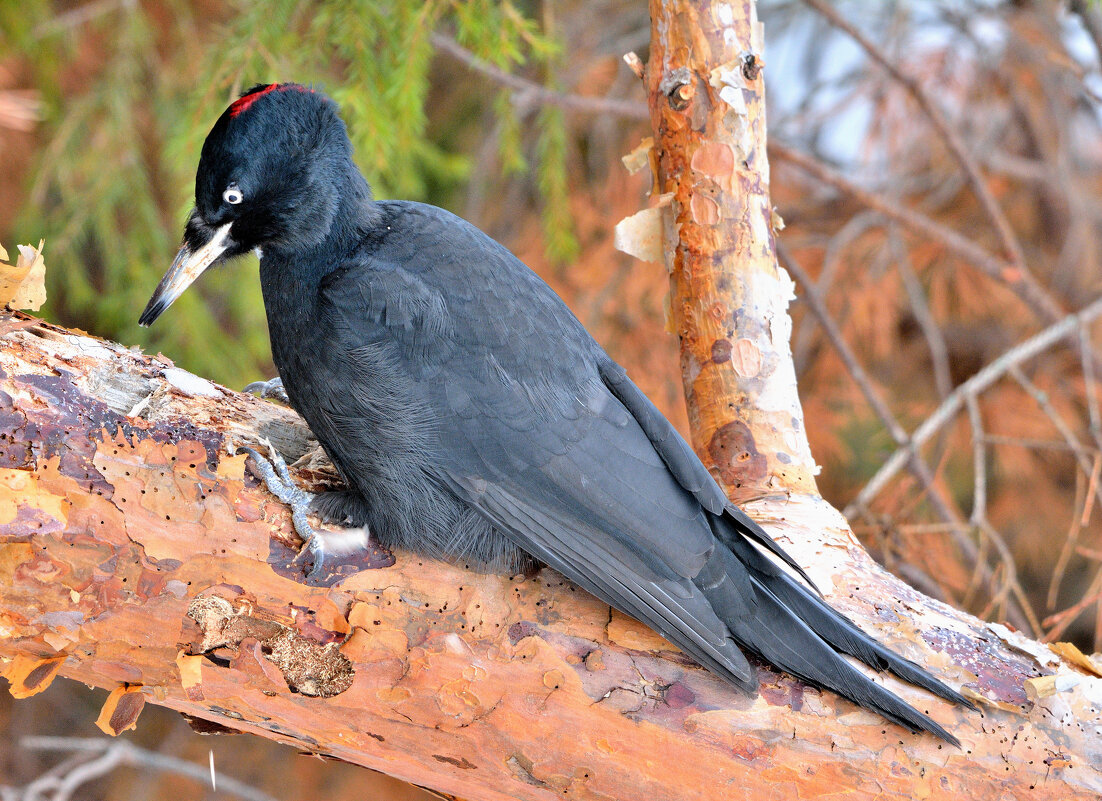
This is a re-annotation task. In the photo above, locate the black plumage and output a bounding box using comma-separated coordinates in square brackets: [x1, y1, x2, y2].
[140, 83, 972, 744]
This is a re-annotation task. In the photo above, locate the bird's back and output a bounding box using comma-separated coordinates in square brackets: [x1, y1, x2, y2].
[141, 83, 971, 745]
[263, 199, 970, 744]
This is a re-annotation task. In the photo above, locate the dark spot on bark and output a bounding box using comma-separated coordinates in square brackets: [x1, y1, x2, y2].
[707, 420, 767, 488]
[181, 714, 240, 734]
[873, 603, 901, 624]
[1, 504, 66, 543]
[130, 568, 162, 598]
[14, 373, 227, 490]
[711, 339, 732, 364]
[507, 753, 546, 786]
[266, 536, 394, 586]
[923, 625, 1042, 705]
[20, 374, 134, 488]
[259, 720, 319, 745]
[789, 681, 804, 711]
[0, 389, 33, 468]
[742, 52, 763, 80]
[507, 620, 541, 645]
[23, 661, 58, 691]
[433, 754, 476, 770]
[109, 690, 146, 732]
[209, 705, 245, 720]
[775, 451, 791, 464]
[759, 674, 804, 712]
[663, 681, 696, 709]
[659, 67, 693, 111]
[97, 553, 119, 574]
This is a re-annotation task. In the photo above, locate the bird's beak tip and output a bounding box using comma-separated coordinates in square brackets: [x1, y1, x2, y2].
[137, 301, 164, 327]
[139, 221, 233, 328]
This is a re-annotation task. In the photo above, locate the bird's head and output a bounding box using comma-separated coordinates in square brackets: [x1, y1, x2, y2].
[139, 83, 354, 326]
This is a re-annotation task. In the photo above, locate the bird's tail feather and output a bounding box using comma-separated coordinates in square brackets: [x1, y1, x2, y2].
[725, 531, 976, 709]
[762, 566, 975, 709]
[701, 521, 966, 745]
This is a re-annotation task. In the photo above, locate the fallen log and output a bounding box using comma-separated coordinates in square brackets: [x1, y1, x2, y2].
[1, 315, 1100, 800]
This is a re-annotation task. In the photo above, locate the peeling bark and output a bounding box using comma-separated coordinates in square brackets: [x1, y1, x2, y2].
[1, 316, 1101, 800]
[647, 0, 818, 502]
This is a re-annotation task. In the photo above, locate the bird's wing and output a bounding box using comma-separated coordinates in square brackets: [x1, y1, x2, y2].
[323, 204, 758, 688]
[321, 202, 967, 741]
[596, 359, 816, 587]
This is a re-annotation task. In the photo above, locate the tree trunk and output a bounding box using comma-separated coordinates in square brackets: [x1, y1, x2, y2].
[1, 316, 1100, 800]
[647, 0, 818, 504]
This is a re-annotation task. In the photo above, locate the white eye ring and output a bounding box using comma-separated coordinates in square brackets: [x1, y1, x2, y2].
[223, 184, 243, 205]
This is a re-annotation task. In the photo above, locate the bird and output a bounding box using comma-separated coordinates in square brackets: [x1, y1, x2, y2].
[139, 82, 972, 744]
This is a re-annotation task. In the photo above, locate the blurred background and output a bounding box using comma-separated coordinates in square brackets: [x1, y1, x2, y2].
[3, 0, 1102, 797]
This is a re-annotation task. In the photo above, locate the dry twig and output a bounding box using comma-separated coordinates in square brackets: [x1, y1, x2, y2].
[849, 295, 1102, 515]
[430, 33, 649, 120]
[801, 0, 1027, 269]
[4, 737, 278, 801]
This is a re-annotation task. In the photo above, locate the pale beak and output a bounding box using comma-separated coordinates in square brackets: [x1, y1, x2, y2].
[139, 221, 233, 327]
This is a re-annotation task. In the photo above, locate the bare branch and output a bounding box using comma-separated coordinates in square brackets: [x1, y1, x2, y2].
[430, 33, 649, 120]
[770, 141, 1067, 325]
[1070, 0, 1102, 67]
[779, 242, 908, 445]
[11, 738, 278, 801]
[781, 243, 1031, 628]
[1081, 323, 1102, 453]
[892, 229, 953, 401]
[848, 295, 1102, 514]
[1009, 366, 1097, 484]
[965, 394, 986, 526]
[801, 0, 1027, 269]
[1042, 571, 1102, 644]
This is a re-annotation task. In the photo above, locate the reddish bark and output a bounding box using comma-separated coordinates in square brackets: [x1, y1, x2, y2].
[1, 317, 1100, 800]
[647, 0, 819, 503]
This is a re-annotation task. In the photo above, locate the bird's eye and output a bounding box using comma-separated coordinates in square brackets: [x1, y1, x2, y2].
[223, 184, 244, 205]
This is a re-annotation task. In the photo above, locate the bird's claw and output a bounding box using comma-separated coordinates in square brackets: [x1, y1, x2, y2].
[240, 439, 376, 582]
[244, 376, 290, 404]
[293, 528, 322, 570]
[240, 440, 323, 573]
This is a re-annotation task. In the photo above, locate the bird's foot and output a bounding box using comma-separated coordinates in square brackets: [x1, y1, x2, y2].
[243, 376, 290, 404]
[240, 439, 320, 561]
[241, 440, 391, 582]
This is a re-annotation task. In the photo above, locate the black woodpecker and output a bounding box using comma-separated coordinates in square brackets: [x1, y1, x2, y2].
[140, 83, 972, 744]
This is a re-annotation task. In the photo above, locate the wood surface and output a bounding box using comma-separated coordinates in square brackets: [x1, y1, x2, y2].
[648, 0, 819, 503]
[1, 317, 1100, 800]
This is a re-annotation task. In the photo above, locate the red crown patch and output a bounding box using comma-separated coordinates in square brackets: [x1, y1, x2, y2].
[228, 83, 314, 118]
